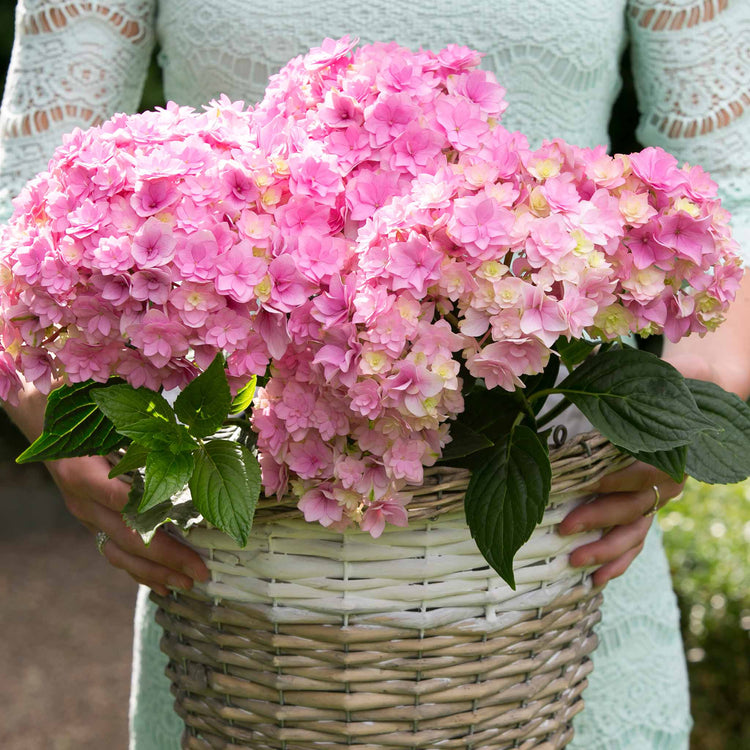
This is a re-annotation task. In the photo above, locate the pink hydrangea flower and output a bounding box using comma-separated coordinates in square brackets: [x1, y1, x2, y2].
[0, 37, 740, 541]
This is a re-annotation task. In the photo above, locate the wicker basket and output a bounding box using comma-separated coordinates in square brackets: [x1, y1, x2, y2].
[151, 431, 630, 749]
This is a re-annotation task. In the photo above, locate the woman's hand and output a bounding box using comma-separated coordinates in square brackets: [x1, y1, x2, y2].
[46, 454, 209, 596]
[558, 461, 684, 587]
[4, 380, 209, 596]
[557, 273, 750, 588]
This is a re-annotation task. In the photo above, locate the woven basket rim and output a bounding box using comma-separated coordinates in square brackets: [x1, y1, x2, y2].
[253, 430, 627, 525]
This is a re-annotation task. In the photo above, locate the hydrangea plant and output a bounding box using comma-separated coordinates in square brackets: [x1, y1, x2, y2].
[2, 39, 749, 586]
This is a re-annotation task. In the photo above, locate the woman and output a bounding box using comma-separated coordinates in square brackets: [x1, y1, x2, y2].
[1, 1, 748, 748]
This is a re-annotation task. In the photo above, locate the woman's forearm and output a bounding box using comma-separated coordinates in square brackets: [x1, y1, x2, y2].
[2, 378, 47, 442]
[662, 271, 750, 400]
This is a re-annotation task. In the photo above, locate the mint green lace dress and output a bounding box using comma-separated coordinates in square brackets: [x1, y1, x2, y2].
[2, 1, 749, 748]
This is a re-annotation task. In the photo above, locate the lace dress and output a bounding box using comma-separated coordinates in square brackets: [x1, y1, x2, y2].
[1, 1, 748, 748]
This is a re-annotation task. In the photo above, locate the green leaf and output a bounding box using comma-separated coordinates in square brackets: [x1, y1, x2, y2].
[122, 482, 201, 544]
[623, 444, 687, 484]
[174, 354, 232, 437]
[556, 348, 716, 453]
[459, 386, 523, 442]
[108, 443, 150, 478]
[17, 380, 125, 464]
[230, 375, 258, 415]
[91, 385, 196, 451]
[439, 421, 494, 463]
[464, 425, 551, 589]
[684, 379, 750, 484]
[553, 337, 599, 370]
[189, 439, 261, 546]
[140, 449, 195, 512]
[124, 470, 145, 518]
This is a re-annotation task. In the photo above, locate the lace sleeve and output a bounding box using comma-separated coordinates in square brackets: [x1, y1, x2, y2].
[0, 0, 157, 221]
[627, 0, 750, 262]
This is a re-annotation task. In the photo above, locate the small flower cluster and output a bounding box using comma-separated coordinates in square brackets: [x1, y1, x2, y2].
[0, 98, 280, 402]
[0, 38, 742, 537]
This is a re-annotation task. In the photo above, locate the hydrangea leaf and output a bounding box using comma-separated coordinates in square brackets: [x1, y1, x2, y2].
[189, 439, 261, 547]
[229, 375, 258, 415]
[620, 444, 687, 484]
[140, 449, 195, 512]
[108, 443, 150, 478]
[122, 480, 202, 545]
[464, 425, 551, 589]
[684, 379, 750, 484]
[556, 348, 715, 453]
[439, 421, 494, 463]
[16, 380, 126, 464]
[553, 337, 600, 370]
[91, 384, 197, 451]
[174, 354, 232, 438]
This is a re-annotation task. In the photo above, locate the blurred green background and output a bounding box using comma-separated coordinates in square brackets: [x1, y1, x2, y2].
[0, 3, 747, 747]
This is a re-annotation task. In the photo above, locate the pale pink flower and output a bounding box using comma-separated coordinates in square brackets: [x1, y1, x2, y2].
[349, 379, 383, 419]
[467, 339, 549, 391]
[92, 235, 133, 274]
[128, 309, 190, 369]
[434, 96, 488, 150]
[519, 285, 569, 346]
[447, 69, 506, 116]
[383, 437, 427, 483]
[174, 229, 221, 282]
[386, 233, 443, 296]
[326, 124, 373, 171]
[360, 495, 409, 538]
[169, 282, 226, 328]
[287, 435, 333, 478]
[448, 195, 514, 257]
[628, 147, 685, 193]
[267, 255, 312, 313]
[215, 242, 268, 303]
[0, 351, 22, 404]
[364, 93, 417, 147]
[218, 162, 259, 211]
[305, 35, 359, 71]
[655, 212, 716, 264]
[346, 168, 404, 221]
[289, 153, 343, 206]
[130, 268, 172, 305]
[203, 308, 252, 351]
[276, 197, 332, 240]
[387, 121, 444, 176]
[131, 177, 179, 217]
[298, 486, 344, 527]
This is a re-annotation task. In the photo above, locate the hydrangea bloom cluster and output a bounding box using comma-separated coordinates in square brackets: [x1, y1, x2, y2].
[0, 38, 742, 537]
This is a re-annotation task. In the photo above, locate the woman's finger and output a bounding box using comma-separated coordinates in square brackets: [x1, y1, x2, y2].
[91, 504, 209, 582]
[101, 539, 193, 593]
[569, 515, 653, 569]
[558, 484, 663, 535]
[130, 573, 170, 598]
[591, 460, 682, 497]
[49, 455, 131, 514]
[590, 543, 645, 587]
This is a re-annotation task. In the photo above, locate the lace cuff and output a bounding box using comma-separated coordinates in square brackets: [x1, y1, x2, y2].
[0, 0, 157, 222]
[627, 0, 750, 262]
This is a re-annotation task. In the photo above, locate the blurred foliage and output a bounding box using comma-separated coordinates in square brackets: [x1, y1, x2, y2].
[660, 480, 750, 749]
[0, 8, 748, 748]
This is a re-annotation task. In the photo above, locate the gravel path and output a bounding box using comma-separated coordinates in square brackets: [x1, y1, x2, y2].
[0, 460, 137, 750]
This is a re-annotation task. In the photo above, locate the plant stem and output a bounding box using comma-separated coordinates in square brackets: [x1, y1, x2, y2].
[443, 312, 460, 328]
[536, 396, 573, 428]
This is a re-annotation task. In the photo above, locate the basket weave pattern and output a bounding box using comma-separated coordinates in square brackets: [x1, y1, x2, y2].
[151, 432, 629, 749]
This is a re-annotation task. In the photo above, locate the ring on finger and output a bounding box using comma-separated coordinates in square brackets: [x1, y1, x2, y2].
[95, 530, 111, 555]
[643, 485, 661, 517]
